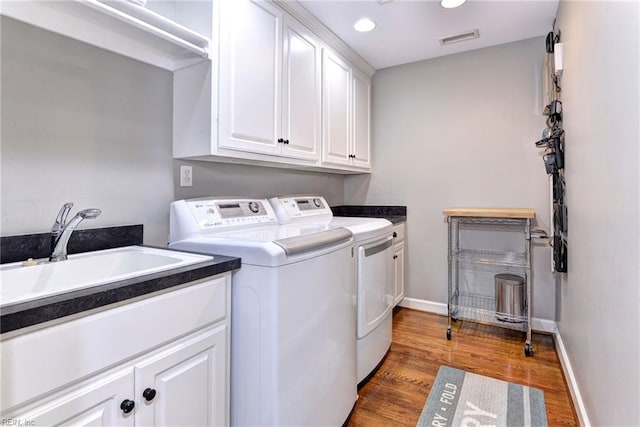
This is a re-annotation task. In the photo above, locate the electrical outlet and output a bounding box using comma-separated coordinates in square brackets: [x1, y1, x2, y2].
[180, 165, 193, 187]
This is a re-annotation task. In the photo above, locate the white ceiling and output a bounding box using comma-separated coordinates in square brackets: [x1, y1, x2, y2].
[297, 0, 559, 70]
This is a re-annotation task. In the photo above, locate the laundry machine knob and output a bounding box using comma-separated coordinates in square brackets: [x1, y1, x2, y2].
[313, 198, 322, 207]
[248, 202, 260, 213]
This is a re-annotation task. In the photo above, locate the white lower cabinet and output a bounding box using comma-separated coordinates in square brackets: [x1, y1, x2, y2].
[135, 325, 227, 426]
[1, 274, 231, 427]
[392, 223, 406, 306]
[12, 368, 135, 426]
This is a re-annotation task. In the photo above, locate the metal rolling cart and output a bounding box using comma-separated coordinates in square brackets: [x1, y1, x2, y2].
[443, 208, 536, 356]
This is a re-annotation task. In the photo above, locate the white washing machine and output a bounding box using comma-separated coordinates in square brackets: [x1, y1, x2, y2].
[168, 198, 357, 426]
[269, 196, 394, 384]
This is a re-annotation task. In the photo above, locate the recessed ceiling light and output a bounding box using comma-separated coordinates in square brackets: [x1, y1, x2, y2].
[354, 18, 376, 32]
[441, 0, 467, 8]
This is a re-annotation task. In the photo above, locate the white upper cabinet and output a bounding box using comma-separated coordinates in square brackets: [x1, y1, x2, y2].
[0, 0, 212, 71]
[322, 49, 352, 167]
[322, 50, 372, 170]
[171, 0, 373, 173]
[281, 15, 322, 161]
[218, 0, 283, 156]
[351, 67, 372, 169]
[218, 1, 320, 162]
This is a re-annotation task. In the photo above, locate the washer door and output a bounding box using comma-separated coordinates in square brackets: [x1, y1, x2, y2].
[357, 236, 394, 339]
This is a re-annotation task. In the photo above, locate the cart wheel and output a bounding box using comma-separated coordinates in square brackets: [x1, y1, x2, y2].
[524, 343, 533, 357]
[446, 327, 451, 340]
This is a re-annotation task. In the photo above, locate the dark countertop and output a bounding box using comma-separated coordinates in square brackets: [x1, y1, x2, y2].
[335, 214, 406, 225]
[331, 205, 407, 224]
[1, 225, 240, 334]
[1, 249, 240, 334]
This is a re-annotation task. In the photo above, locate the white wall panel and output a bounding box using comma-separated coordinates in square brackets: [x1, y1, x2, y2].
[554, 2, 639, 425]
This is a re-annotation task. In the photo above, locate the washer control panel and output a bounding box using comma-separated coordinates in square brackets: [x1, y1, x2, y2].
[269, 196, 333, 223]
[186, 198, 278, 230]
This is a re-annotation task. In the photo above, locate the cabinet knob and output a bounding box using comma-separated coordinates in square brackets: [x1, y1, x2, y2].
[143, 388, 157, 402]
[277, 138, 284, 143]
[393, 232, 398, 238]
[284, 139, 290, 144]
[120, 399, 135, 414]
[393, 255, 397, 259]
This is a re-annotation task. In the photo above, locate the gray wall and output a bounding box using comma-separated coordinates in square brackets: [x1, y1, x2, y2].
[345, 37, 555, 320]
[555, 1, 639, 425]
[173, 160, 345, 207]
[1, 17, 346, 248]
[1, 17, 174, 246]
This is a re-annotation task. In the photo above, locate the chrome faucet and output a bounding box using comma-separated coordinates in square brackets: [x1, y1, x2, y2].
[49, 202, 102, 262]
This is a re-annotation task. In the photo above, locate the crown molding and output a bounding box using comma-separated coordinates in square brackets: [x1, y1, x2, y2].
[274, 0, 376, 77]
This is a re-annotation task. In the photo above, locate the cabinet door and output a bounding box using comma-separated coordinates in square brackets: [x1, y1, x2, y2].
[281, 16, 321, 162]
[219, 0, 283, 155]
[10, 368, 134, 427]
[393, 241, 405, 306]
[322, 49, 351, 166]
[135, 325, 228, 427]
[351, 67, 371, 169]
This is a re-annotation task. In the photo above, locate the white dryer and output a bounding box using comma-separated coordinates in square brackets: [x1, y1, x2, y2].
[269, 196, 394, 384]
[168, 198, 357, 426]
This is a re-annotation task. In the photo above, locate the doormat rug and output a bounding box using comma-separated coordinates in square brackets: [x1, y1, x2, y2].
[417, 366, 547, 427]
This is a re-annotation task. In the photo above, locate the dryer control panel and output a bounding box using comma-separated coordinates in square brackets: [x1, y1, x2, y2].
[186, 199, 278, 230]
[170, 199, 279, 243]
[269, 196, 333, 224]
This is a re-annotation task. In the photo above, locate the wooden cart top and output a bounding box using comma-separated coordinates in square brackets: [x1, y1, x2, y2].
[442, 207, 535, 219]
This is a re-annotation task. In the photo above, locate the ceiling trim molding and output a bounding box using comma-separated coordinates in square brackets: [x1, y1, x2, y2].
[274, 0, 376, 76]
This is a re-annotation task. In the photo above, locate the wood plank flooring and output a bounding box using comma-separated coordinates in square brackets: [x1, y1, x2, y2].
[347, 308, 578, 426]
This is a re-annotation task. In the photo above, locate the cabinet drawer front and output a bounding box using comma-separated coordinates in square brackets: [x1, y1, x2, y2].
[393, 223, 405, 242]
[1, 274, 230, 412]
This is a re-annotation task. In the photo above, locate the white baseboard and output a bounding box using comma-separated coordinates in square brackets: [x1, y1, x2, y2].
[531, 317, 556, 334]
[398, 297, 555, 333]
[397, 297, 590, 426]
[553, 326, 591, 427]
[398, 297, 447, 315]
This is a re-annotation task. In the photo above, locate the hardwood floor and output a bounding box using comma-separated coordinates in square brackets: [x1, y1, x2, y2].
[347, 308, 578, 426]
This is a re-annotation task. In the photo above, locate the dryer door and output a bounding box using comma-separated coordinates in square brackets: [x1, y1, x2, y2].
[357, 236, 394, 339]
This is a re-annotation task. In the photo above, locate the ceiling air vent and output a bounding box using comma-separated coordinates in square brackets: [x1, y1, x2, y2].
[439, 29, 479, 45]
